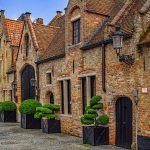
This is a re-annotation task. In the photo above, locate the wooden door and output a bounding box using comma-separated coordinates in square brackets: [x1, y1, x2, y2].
[116, 97, 132, 149]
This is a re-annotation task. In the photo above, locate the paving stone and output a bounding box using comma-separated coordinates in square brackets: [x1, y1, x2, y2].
[0, 123, 125, 150]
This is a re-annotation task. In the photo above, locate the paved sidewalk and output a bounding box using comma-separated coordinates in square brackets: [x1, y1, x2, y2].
[0, 123, 126, 150]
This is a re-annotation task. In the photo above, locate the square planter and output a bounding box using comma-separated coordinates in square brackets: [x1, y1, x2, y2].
[83, 126, 109, 146]
[21, 113, 41, 129]
[138, 135, 150, 150]
[41, 118, 61, 133]
[0, 110, 16, 122]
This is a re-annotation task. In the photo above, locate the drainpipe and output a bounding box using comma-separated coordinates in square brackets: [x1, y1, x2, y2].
[36, 63, 40, 101]
[102, 42, 106, 93]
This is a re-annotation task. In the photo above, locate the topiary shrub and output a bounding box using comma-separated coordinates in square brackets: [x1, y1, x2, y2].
[19, 99, 42, 114]
[34, 103, 60, 120]
[81, 95, 109, 126]
[0, 101, 16, 111]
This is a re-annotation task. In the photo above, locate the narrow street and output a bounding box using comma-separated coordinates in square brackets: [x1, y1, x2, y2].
[0, 123, 125, 150]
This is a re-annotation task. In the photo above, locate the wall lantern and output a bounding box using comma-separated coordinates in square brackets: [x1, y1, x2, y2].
[112, 26, 135, 65]
[11, 81, 17, 90]
[30, 78, 37, 87]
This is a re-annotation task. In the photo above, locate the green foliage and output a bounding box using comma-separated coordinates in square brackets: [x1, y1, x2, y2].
[81, 95, 109, 126]
[34, 103, 59, 120]
[90, 95, 102, 107]
[86, 109, 97, 114]
[96, 115, 109, 125]
[0, 101, 16, 111]
[81, 116, 94, 125]
[19, 99, 42, 114]
[36, 107, 52, 114]
[43, 104, 60, 111]
[92, 103, 103, 110]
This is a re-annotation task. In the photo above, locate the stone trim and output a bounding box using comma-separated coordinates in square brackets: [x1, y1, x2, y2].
[78, 72, 96, 78]
[57, 77, 71, 81]
[71, 15, 80, 22]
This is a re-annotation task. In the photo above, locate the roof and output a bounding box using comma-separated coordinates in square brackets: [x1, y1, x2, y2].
[37, 15, 65, 62]
[33, 24, 59, 55]
[82, 0, 147, 49]
[4, 19, 24, 46]
[85, 0, 127, 18]
[138, 26, 150, 46]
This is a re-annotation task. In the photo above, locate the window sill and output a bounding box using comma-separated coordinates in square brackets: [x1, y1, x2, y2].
[46, 84, 52, 87]
[60, 114, 72, 118]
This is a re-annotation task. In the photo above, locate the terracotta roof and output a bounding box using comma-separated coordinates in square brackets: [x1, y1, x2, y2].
[4, 19, 24, 46]
[85, 0, 127, 18]
[82, 0, 147, 49]
[38, 16, 65, 62]
[33, 24, 59, 54]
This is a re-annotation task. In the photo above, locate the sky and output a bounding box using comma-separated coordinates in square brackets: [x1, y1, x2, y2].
[0, 0, 68, 24]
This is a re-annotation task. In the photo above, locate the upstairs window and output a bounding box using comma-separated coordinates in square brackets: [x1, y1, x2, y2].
[24, 34, 29, 57]
[72, 19, 80, 45]
[46, 72, 52, 85]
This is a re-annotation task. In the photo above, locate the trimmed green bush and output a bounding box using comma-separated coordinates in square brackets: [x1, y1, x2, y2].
[81, 95, 109, 126]
[34, 103, 60, 120]
[96, 115, 109, 125]
[0, 101, 16, 111]
[19, 99, 42, 114]
[43, 104, 60, 111]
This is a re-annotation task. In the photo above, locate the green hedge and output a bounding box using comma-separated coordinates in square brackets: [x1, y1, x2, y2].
[34, 103, 60, 120]
[19, 99, 42, 114]
[0, 101, 16, 111]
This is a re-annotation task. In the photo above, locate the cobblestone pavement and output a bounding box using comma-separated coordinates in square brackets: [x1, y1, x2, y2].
[0, 123, 126, 150]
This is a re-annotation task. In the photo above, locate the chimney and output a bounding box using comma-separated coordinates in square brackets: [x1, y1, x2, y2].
[25, 12, 31, 16]
[0, 10, 5, 19]
[0, 10, 5, 15]
[56, 11, 62, 17]
[36, 18, 43, 25]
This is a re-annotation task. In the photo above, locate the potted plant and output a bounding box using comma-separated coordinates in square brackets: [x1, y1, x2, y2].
[19, 99, 42, 129]
[81, 96, 109, 146]
[0, 101, 16, 122]
[34, 103, 61, 133]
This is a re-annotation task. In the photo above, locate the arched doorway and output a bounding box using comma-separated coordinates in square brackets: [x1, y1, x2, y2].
[21, 65, 35, 101]
[116, 97, 132, 149]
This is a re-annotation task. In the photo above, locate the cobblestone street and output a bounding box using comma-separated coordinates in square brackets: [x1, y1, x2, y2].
[0, 123, 126, 150]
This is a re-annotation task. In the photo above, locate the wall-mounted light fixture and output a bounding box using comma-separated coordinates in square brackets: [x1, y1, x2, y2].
[112, 26, 135, 65]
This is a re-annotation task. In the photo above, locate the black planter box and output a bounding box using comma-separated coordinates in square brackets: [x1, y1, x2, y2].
[21, 113, 41, 129]
[83, 126, 109, 146]
[41, 119, 61, 134]
[138, 135, 150, 150]
[0, 110, 16, 122]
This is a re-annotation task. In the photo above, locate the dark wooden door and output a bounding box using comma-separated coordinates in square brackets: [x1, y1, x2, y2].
[21, 65, 35, 101]
[116, 97, 132, 149]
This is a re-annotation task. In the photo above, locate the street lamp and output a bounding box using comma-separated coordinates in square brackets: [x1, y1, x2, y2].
[11, 81, 17, 103]
[112, 26, 135, 65]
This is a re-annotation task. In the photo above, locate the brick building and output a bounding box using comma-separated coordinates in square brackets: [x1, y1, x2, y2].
[0, 0, 150, 149]
[0, 10, 23, 102]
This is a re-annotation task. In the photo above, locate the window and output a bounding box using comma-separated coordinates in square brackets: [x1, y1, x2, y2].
[60, 81, 64, 114]
[46, 73, 52, 84]
[72, 19, 80, 45]
[60, 80, 72, 115]
[90, 76, 96, 98]
[81, 77, 87, 114]
[25, 34, 29, 56]
[81, 76, 96, 114]
[67, 80, 71, 114]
